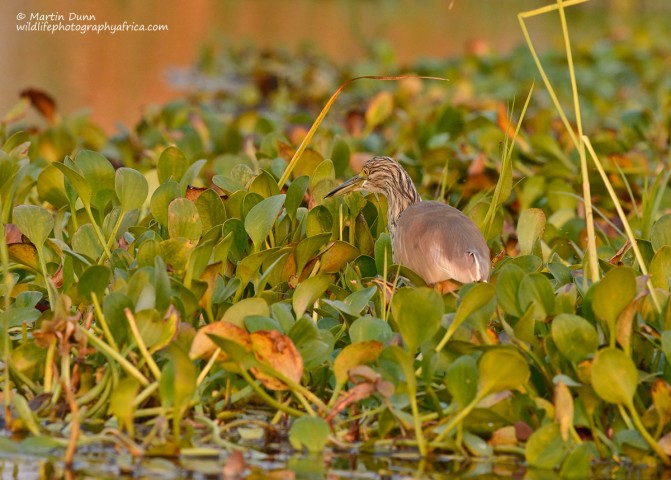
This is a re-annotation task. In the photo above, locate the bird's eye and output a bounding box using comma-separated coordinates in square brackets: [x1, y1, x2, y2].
[362, 168, 369, 176]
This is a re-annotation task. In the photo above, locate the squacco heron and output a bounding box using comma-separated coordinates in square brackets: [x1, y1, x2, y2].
[325, 156, 490, 286]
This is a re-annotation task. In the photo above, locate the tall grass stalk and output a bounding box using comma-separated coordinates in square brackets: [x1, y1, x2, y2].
[583, 137, 661, 312]
[519, 0, 599, 284]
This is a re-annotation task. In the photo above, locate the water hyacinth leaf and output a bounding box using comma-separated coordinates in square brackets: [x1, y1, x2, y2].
[391, 287, 443, 353]
[189, 321, 251, 361]
[36, 164, 69, 208]
[168, 198, 203, 241]
[53, 161, 92, 205]
[306, 205, 332, 237]
[158, 146, 189, 184]
[179, 159, 207, 192]
[333, 340, 383, 390]
[365, 91, 394, 132]
[555, 380, 574, 441]
[245, 315, 282, 333]
[374, 233, 393, 276]
[250, 330, 304, 391]
[451, 283, 496, 335]
[525, 423, 570, 470]
[445, 355, 478, 408]
[150, 181, 182, 228]
[244, 194, 285, 250]
[330, 135, 350, 177]
[591, 267, 636, 329]
[517, 208, 546, 255]
[559, 443, 596, 479]
[116, 167, 148, 212]
[212, 174, 244, 195]
[349, 316, 393, 343]
[591, 347, 637, 406]
[495, 263, 525, 317]
[78, 264, 111, 301]
[325, 286, 377, 317]
[159, 344, 197, 420]
[195, 189, 227, 231]
[223, 297, 270, 328]
[286, 175, 309, 221]
[135, 309, 177, 352]
[248, 170, 281, 198]
[74, 150, 115, 209]
[649, 246, 671, 290]
[651, 214, 671, 251]
[319, 241, 359, 273]
[13, 205, 53, 247]
[518, 273, 555, 319]
[293, 274, 331, 319]
[289, 416, 330, 453]
[109, 377, 140, 435]
[295, 233, 331, 276]
[309, 159, 335, 203]
[551, 314, 598, 363]
[478, 348, 530, 396]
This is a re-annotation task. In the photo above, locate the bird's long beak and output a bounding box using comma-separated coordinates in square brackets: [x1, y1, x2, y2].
[324, 174, 366, 199]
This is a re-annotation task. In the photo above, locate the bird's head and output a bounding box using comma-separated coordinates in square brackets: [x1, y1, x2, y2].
[324, 156, 408, 198]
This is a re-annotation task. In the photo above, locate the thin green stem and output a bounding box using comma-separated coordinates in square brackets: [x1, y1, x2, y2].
[78, 326, 149, 386]
[44, 337, 57, 393]
[628, 401, 671, 465]
[583, 137, 661, 312]
[1, 221, 13, 428]
[83, 204, 113, 261]
[91, 292, 118, 352]
[432, 393, 483, 444]
[124, 308, 162, 381]
[101, 208, 127, 264]
[239, 368, 304, 417]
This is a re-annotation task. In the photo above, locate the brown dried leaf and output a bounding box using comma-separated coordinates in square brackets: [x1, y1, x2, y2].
[250, 330, 304, 391]
[489, 426, 518, 447]
[21, 88, 57, 123]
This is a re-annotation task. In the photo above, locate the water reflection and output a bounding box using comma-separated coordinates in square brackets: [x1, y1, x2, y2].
[2, 0, 661, 132]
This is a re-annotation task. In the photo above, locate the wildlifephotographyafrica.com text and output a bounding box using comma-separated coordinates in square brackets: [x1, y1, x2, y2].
[15, 11, 168, 34]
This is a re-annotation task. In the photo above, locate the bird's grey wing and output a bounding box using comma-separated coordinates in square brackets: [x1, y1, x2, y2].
[393, 202, 490, 284]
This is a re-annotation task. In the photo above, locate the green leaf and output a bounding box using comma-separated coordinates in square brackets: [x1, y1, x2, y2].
[223, 297, 270, 328]
[451, 283, 496, 336]
[349, 316, 393, 343]
[109, 377, 140, 435]
[158, 146, 189, 184]
[518, 273, 555, 319]
[194, 189, 227, 231]
[525, 423, 570, 469]
[651, 214, 671, 251]
[74, 150, 115, 212]
[295, 233, 331, 276]
[374, 233, 393, 276]
[445, 355, 478, 408]
[591, 267, 636, 331]
[330, 135, 350, 177]
[244, 194, 285, 250]
[293, 274, 331, 319]
[168, 198, 203, 241]
[53, 161, 92, 206]
[477, 347, 530, 396]
[495, 263, 525, 317]
[13, 205, 53, 246]
[36, 164, 69, 208]
[365, 91, 394, 131]
[319, 241, 359, 273]
[286, 176, 309, 222]
[517, 208, 546, 255]
[78, 265, 112, 301]
[115, 167, 148, 212]
[289, 416, 330, 453]
[551, 314, 598, 363]
[650, 246, 671, 291]
[391, 287, 443, 353]
[591, 347, 638, 406]
[150, 181, 182, 228]
[248, 170, 281, 198]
